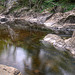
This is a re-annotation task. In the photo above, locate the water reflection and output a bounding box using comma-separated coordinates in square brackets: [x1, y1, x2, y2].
[0, 30, 75, 75]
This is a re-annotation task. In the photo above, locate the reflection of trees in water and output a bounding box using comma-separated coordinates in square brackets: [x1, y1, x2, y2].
[24, 42, 75, 75]
[0, 40, 8, 55]
[23, 38, 44, 75]
[39, 49, 75, 75]
[6, 44, 17, 62]
[0, 40, 19, 69]
[0, 29, 47, 75]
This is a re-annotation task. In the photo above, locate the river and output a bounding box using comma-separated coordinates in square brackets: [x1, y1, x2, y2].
[0, 29, 75, 75]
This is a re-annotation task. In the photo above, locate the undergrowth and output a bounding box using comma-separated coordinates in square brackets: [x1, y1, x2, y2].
[0, 0, 75, 13]
[40, 0, 75, 13]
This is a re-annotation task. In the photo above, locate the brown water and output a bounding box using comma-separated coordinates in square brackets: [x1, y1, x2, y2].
[0, 30, 75, 75]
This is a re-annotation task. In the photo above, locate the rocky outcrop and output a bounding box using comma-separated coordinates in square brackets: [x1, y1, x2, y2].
[42, 34, 66, 51]
[0, 65, 22, 75]
[44, 10, 75, 34]
[0, 11, 53, 32]
[42, 33, 75, 56]
[0, 7, 75, 35]
[65, 36, 75, 55]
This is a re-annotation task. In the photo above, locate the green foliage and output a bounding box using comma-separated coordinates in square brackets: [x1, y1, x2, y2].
[0, 0, 75, 12]
[0, 0, 5, 2]
[40, 0, 75, 12]
[53, 0, 75, 2]
[61, 3, 75, 12]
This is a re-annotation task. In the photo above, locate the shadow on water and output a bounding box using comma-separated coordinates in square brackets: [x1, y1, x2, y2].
[0, 29, 75, 75]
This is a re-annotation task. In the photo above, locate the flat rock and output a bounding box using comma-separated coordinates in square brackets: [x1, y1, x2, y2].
[0, 65, 22, 75]
[42, 34, 66, 51]
[42, 33, 75, 56]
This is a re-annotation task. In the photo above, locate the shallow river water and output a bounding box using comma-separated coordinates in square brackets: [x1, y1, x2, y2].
[0, 30, 75, 75]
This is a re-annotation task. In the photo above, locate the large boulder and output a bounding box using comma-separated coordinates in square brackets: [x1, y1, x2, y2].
[65, 36, 75, 55]
[44, 10, 75, 34]
[42, 33, 75, 56]
[0, 65, 22, 75]
[42, 34, 66, 51]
